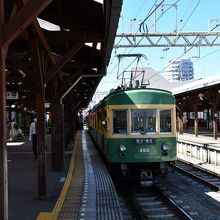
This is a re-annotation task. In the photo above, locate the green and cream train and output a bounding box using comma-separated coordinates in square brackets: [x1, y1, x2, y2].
[88, 87, 176, 179]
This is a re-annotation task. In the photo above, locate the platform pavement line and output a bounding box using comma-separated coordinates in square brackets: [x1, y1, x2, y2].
[37, 132, 80, 220]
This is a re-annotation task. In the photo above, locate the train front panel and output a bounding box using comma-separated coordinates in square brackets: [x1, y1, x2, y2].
[105, 136, 176, 163]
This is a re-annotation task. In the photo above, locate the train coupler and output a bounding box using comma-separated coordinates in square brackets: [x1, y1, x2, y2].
[140, 169, 153, 187]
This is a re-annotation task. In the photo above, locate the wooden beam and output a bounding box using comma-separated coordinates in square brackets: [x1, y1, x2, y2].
[7, 53, 32, 76]
[57, 71, 81, 97]
[15, 0, 56, 65]
[44, 30, 104, 43]
[2, 0, 53, 47]
[30, 19, 56, 65]
[45, 43, 83, 84]
[64, 61, 98, 71]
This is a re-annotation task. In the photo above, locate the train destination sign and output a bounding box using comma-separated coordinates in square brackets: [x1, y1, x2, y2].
[135, 138, 155, 144]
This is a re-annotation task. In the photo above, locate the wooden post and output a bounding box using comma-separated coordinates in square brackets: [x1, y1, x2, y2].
[0, 1, 8, 218]
[194, 96, 199, 137]
[213, 106, 218, 140]
[0, 44, 8, 220]
[178, 109, 183, 135]
[64, 102, 75, 149]
[51, 103, 64, 171]
[207, 90, 220, 139]
[31, 39, 47, 196]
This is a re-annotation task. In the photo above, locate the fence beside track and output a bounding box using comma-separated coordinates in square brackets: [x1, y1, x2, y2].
[177, 139, 220, 167]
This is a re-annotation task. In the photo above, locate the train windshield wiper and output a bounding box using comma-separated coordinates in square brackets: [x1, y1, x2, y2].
[136, 127, 145, 135]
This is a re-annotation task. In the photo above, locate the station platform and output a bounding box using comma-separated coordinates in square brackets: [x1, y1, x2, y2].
[53, 131, 123, 220]
[8, 130, 220, 220]
[177, 131, 220, 177]
[8, 131, 122, 220]
[177, 130, 220, 147]
[8, 134, 72, 220]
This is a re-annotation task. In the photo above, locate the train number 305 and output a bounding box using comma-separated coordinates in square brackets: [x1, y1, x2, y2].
[139, 148, 150, 153]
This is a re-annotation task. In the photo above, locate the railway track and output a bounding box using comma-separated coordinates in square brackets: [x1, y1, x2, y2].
[113, 159, 220, 219]
[153, 160, 220, 219]
[116, 179, 193, 220]
[175, 160, 220, 192]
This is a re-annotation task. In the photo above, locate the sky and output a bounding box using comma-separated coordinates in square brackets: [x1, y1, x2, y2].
[90, 0, 220, 106]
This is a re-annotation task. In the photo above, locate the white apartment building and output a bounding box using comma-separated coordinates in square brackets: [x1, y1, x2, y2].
[164, 58, 194, 82]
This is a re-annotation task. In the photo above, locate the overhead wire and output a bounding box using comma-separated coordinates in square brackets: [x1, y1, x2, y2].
[93, 1, 163, 104]
[97, 0, 205, 97]
[135, 0, 148, 21]
[116, 0, 160, 58]
[147, 0, 181, 32]
[161, 0, 202, 58]
[148, 0, 204, 84]
[147, 45, 195, 83]
[126, 0, 181, 56]
[115, 0, 152, 56]
[193, 48, 220, 63]
[102, 0, 151, 92]
[150, 45, 220, 85]
[139, 0, 159, 32]
[114, 0, 182, 86]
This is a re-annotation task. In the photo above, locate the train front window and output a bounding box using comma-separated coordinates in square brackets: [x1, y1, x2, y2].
[160, 109, 172, 133]
[112, 110, 127, 134]
[131, 109, 156, 134]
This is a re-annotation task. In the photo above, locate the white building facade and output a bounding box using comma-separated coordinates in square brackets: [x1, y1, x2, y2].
[164, 58, 194, 82]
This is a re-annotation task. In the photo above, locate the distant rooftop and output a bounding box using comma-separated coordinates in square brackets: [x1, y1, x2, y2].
[131, 67, 175, 90]
[171, 74, 220, 95]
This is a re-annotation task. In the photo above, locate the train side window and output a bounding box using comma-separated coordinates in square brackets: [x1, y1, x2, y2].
[160, 109, 172, 133]
[112, 110, 127, 134]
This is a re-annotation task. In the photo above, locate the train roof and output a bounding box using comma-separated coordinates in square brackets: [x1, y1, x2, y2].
[92, 88, 175, 110]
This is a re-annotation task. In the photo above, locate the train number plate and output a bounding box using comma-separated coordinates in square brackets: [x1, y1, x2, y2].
[138, 147, 150, 153]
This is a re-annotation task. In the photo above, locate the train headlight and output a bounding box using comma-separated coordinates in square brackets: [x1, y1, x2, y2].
[162, 144, 169, 151]
[119, 145, 126, 152]
[161, 143, 169, 156]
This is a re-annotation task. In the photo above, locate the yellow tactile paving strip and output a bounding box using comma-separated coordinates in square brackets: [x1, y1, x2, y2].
[37, 131, 84, 220]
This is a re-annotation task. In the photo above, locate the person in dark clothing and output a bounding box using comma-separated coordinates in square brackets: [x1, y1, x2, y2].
[29, 117, 37, 157]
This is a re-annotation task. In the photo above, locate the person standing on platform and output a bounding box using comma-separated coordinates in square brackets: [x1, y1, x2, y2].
[29, 117, 37, 158]
[10, 119, 18, 140]
[7, 120, 11, 140]
[182, 115, 188, 132]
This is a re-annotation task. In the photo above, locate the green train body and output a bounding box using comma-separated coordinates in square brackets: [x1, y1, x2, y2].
[88, 88, 177, 176]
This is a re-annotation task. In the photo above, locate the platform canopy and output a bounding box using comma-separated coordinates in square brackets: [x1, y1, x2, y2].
[3, 0, 122, 110]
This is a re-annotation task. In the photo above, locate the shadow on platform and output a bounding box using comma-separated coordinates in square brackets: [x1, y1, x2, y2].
[8, 135, 72, 220]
